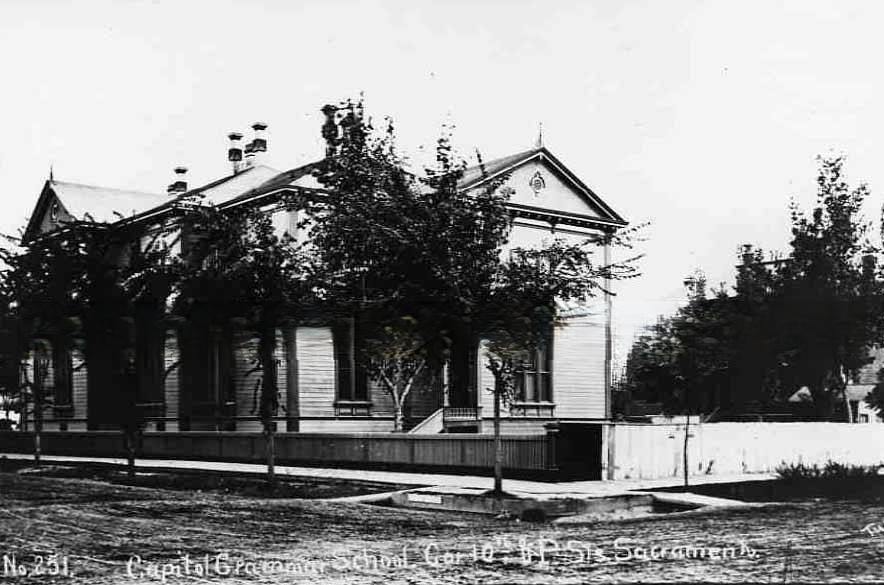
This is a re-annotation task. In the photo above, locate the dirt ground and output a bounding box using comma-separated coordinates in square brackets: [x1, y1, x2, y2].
[1, 468, 882, 584]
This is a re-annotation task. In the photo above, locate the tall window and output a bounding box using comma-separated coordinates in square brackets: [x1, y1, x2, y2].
[333, 320, 368, 402]
[514, 339, 553, 403]
[135, 309, 165, 405]
[52, 342, 73, 407]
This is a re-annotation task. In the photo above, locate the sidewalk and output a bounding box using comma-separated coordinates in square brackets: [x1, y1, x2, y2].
[0, 452, 775, 498]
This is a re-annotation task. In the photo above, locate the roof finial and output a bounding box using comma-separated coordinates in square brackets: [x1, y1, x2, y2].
[49, 163, 54, 182]
[535, 122, 544, 149]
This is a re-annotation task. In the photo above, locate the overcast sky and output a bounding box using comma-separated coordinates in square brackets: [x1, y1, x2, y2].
[2, 0, 883, 361]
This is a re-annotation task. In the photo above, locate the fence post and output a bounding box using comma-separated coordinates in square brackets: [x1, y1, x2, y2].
[544, 423, 560, 478]
[605, 423, 616, 481]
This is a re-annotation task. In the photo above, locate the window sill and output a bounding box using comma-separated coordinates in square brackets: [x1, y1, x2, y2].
[510, 402, 556, 418]
[53, 404, 74, 418]
[334, 401, 372, 417]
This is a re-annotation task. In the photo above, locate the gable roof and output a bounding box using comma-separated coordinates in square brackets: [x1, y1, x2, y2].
[221, 161, 322, 207]
[108, 164, 284, 227]
[24, 179, 167, 240]
[52, 180, 166, 221]
[458, 146, 627, 226]
[182, 164, 281, 205]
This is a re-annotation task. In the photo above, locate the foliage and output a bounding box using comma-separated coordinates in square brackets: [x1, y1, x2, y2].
[772, 157, 884, 417]
[775, 460, 884, 480]
[308, 98, 641, 433]
[623, 156, 884, 420]
[0, 221, 149, 460]
[622, 272, 739, 415]
[483, 236, 640, 405]
[307, 99, 514, 430]
[866, 368, 884, 414]
[173, 201, 310, 433]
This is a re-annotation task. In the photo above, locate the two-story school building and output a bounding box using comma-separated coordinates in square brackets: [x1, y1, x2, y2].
[21, 116, 627, 435]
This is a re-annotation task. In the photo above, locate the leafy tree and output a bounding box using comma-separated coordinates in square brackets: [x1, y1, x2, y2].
[865, 368, 884, 415]
[308, 100, 512, 431]
[310, 98, 640, 495]
[0, 219, 178, 470]
[772, 156, 884, 419]
[173, 201, 308, 486]
[623, 156, 884, 422]
[0, 225, 98, 463]
[481, 236, 640, 494]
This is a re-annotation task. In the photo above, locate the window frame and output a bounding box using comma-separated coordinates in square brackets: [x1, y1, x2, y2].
[333, 318, 369, 409]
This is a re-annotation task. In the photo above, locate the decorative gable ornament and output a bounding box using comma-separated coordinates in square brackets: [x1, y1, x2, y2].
[529, 170, 546, 195]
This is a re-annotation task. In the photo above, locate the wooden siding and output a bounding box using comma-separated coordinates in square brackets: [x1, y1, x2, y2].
[296, 327, 336, 418]
[299, 419, 396, 433]
[477, 312, 608, 423]
[230, 329, 289, 432]
[233, 332, 260, 430]
[163, 330, 180, 431]
[72, 348, 88, 424]
[552, 312, 607, 419]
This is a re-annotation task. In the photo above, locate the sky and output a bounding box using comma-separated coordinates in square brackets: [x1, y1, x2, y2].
[2, 0, 884, 364]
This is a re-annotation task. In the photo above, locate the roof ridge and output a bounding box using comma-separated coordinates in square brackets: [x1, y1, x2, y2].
[50, 179, 162, 197]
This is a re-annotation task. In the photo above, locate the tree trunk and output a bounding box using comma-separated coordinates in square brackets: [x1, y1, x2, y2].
[126, 432, 136, 479]
[809, 382, 833, 421]
[840, 366, 853, 423]
[682, 413, 690, 487]
[266, 426, 276, 487]
[493, 377, 503, 497]
[393, 401, 404, 433]
[33, 382, 43, 466]
[33, 413, 41, 466]
[258, 325, 279, 489]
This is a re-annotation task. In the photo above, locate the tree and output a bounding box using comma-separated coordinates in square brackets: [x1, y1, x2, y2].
[308, 100, 512, 431]
[481, 236, 639, 494]
[0, 226, 99, 463]
[625, 272, 740, 416]
[0, 218, 180, 470]
[624, 156, 884, 422]
[172, 201, 308, 486]
[117, 224, 183, 477]
[865, 368, 884, 416]
[772, 156, 884, 419]
[309, 98, 640, 493]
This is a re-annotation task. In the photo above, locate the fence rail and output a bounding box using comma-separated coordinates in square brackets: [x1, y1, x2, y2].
[0, 430, 555, 474]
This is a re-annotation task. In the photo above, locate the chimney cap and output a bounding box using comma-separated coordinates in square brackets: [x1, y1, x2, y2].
[228, 132, 243, 141]
[252, 122, 268, 131]
[174, 166, 188, 175]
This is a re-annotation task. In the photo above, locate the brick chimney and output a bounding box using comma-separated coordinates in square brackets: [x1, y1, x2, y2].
[321, 104, 340, 157]
[228, 132, 244, 174]
[167, 166, 188, 195]
[244, 122, 268, 168]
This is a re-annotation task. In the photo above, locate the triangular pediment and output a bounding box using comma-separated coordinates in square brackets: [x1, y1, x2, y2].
[459, 147, 626, 227]
[23, 182, 74, 240]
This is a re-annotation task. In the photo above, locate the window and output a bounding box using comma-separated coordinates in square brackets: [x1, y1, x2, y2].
[514, 339, 552, 403]
[31, 340, 52, 399]
[135, 310, 165, 405]
[52, 343, 73, 407]
[448, 337, 478, 407]
[333, 319, 368, 403]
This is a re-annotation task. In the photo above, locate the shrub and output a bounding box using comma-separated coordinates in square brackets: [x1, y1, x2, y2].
[776, 460, 883, 480]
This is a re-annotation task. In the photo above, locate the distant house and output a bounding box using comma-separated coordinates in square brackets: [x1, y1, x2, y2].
[19, 115, 627, 436]
[788, 385, 883, 424]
